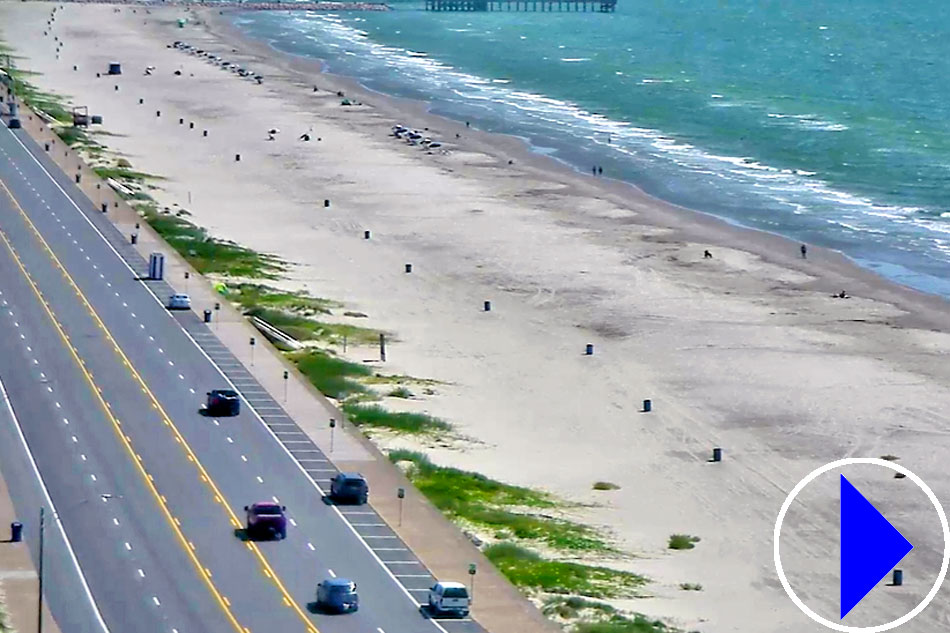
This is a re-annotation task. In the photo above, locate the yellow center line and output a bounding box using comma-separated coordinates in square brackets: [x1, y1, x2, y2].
[0, 178, 319, 632]
[0, 181, 247, 633]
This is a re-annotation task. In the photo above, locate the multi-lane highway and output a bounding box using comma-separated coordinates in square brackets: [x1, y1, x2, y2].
[0, 114, 484, 633]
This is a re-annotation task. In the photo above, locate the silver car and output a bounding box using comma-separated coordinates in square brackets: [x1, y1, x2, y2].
[168, 293, 191, 310]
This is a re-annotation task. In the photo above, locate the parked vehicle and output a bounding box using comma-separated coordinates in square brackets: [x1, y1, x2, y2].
[315, 578, 359, 613]
[168, 293, 191, 310]
[244, 502, 287, 540]
[329, 472, 368, 505]
[205, 389, 240, 416]
[428, 581, 470, 617]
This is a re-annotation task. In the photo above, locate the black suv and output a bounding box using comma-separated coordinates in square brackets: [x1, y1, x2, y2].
[330, 473, 369, 505]
[206, 389, 240, 416]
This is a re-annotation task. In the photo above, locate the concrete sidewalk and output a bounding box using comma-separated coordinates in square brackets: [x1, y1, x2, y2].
[11, 102, 559, 633]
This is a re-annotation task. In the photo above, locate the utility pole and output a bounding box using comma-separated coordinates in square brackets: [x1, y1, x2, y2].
[38, 507, 45, 633]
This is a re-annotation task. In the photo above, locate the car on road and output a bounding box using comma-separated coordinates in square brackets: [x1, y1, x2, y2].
[167, 293, 191, 310]
[428, 581, 470, 617]
[244, 502, 287, 540]
[205, 389, 240, 416]
[315, 578, 359, 613]
[329, 472, 368, 505]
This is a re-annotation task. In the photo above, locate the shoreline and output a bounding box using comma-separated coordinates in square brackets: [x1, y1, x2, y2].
[210, 9, 950, 335]
[7, 4, 950, 631]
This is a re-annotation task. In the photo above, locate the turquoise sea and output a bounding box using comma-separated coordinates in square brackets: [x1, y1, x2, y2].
[234, 0, 950, 297]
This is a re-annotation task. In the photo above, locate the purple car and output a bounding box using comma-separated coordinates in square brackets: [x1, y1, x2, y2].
[244, 502, 287, 540]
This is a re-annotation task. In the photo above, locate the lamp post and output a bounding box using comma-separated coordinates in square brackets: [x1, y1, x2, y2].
[397, 488, 405, 527]
[468, 563, 476, 605]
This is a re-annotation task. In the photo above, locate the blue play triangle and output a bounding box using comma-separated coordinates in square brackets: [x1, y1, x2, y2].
[840, 474, 913, 619]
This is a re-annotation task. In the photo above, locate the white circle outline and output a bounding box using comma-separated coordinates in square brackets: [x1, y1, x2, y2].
[774, 457, 950, 632]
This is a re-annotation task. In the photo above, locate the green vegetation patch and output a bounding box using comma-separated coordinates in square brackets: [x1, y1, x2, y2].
[387, 386, 414, 399]
[229, 283, 338, 315]
[142, 209, 284, 279]
[668, 534, 701, 550]
[287, 349, 370, 400]
[93, 166, 162, 182]
[574, 616, 670, 633]
[543, 595, 617, 620]
[544, 597, 673, 633]
[345, 405, 450, 434]
[592, 481, 620, 491]
[389, 451, 610, 551]
[485, 543, 643, 598]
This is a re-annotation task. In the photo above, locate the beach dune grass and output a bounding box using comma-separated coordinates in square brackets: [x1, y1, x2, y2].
[668, 534, 701, 550]
[389, 450, 610, 552]
[142, 209, 284, 279]
[229, 283, 338, 315]
[93, 165, 162, 182]
[287, 349, 370, 400]
[543, 595, 617, 620]
[575, 617, 669, 633]
[543, 597, 668, 633]
[484, 543, 644, 598]
[344, 404, 450, 434]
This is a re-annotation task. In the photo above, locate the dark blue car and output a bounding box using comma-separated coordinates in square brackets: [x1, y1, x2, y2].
[316, 578, 358, 613]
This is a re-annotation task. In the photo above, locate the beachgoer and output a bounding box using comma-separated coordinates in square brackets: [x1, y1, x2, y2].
[801, 244, 807, 259]
[598, 166, 603, 175]
[703, 250, 712, 259]
[313, 85, 318, 92]
[592, 166, 597, 175]
[299, 133, 310, 141]
[466, 121, 470, 128]
[455, 133, 460, 139]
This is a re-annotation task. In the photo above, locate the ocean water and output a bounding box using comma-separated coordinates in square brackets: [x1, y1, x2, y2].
[233, 0, 950, 298]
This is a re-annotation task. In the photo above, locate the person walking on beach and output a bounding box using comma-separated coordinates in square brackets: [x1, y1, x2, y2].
[592, 165, 597, 176]
[597, 166, 603, 175]
[800, 244, 808, 259]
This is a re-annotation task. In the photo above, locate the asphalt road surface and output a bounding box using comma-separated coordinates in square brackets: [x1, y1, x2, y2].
[0, 117, 484, 633]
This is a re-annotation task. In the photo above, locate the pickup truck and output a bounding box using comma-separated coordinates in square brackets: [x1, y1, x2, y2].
[244, 502, 287, 540]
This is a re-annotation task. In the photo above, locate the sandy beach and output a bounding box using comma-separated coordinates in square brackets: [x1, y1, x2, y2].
[3, 3, 950, 631]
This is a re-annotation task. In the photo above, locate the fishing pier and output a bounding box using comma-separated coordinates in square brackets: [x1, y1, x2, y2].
[424, 0, 616, 11]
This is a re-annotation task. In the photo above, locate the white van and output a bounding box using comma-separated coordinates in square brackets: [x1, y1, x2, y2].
[427, 581, 470, 617]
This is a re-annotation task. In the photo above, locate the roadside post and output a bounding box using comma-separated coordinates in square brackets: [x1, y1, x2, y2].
[214, 302, 220, 329]
[468, 563, 477, 604]
[38, 507, 45, 633]
[329, 418, 336, 453]
[283, 370, 289, 402]
[249, 336, 256, 366]
[184, 270, 190, 292]
[397, 487, 405, 527]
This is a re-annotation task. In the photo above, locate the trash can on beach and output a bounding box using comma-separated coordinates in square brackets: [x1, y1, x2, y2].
[10, 521, 23, 543]
[203, 309, 212, 323]
[108, 62, 122, 75]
